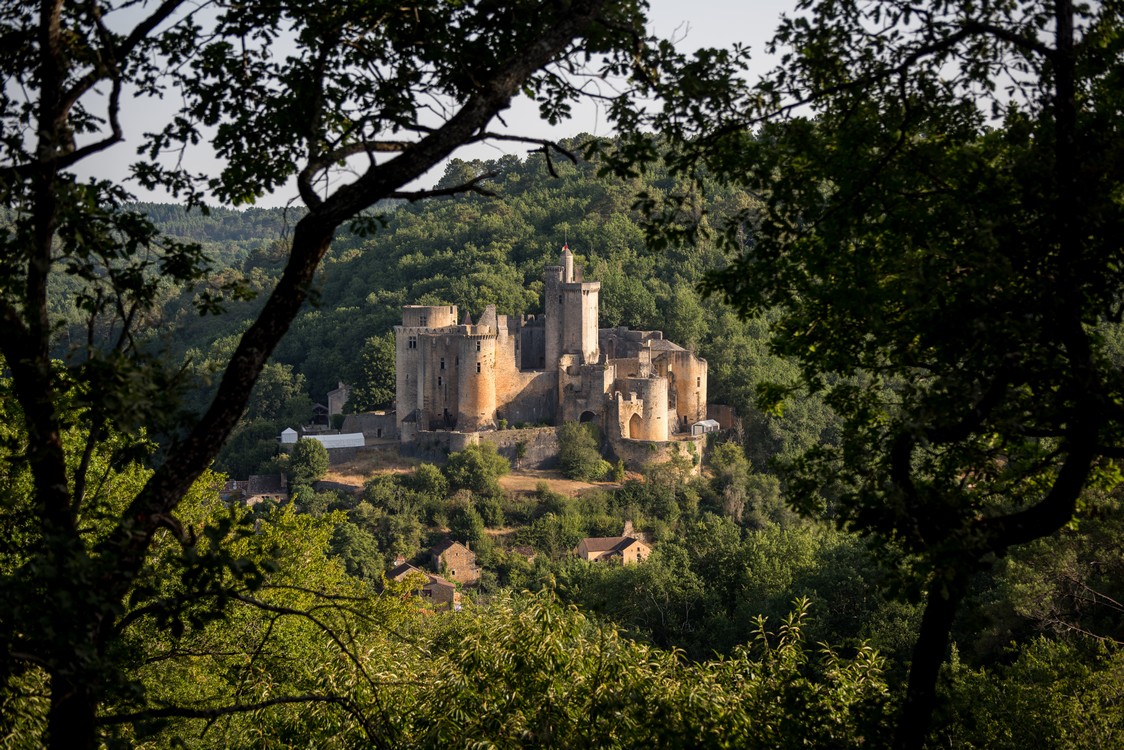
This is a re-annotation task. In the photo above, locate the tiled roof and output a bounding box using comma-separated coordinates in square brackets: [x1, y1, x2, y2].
[389, 562, 421, 580]
[579, 536, 635, 553]
[431, 539, 472, 557]
[647, 338, 685, 351]
[389, 563, 455, 589]
[247, 473, 286, 496]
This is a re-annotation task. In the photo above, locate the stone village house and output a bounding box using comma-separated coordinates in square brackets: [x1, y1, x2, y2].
[388, 558, 460, 608]
[574, 522, 652, 565]
[430, 539, 480, 585]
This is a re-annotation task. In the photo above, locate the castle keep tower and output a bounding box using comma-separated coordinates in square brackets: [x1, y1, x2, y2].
[395, 305, 458, 438]
[544, 245, 600, 366]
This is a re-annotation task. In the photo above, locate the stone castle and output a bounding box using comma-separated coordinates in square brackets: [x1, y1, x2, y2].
[394, 246, 709, 452]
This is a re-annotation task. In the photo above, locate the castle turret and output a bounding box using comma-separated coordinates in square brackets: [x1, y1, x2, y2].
[544, 245, 600, 369]
[395, 305, 458, 438]
[457, 332, 497, 431]
[621, 376, 669, 441]
[544, 262, 564, 367]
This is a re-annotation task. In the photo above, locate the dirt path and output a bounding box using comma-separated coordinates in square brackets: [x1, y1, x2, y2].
[498, 470, 619, 497]
[318, 448, 618, 497]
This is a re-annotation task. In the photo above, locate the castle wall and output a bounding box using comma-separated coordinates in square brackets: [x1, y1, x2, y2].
[606, 433, 706, 477]
[398, 426, 562, 470]
[496, 370, 557, 425]
[520, 317, 546, 369]
[559, 362, 614, 424]
[607, 357, 642, 378]
[402, 305, 457, 328]
[419, 334, 463, 430]
[341, 412, 398, 439]
[561, 282, 600, 363]
[395, 305, 459, 437]
[707, 403, 739, 430]
[480, 426, 561, 469]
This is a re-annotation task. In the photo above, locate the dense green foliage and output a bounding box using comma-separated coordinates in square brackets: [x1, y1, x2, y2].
[443, 442, 510, 498]
[6, 426, 1121, 747]
[289, 438, 329, 490]
[558, 421, 611, 481]
[603, 0, 1124, 744]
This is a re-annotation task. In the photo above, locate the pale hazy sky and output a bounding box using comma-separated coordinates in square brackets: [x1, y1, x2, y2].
[77, 0, 798, 207]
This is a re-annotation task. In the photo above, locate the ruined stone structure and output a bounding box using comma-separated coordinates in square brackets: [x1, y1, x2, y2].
[394, 246, 708, 453]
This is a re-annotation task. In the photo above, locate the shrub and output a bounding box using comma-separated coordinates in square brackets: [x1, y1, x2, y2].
[558, 422, 610, 481]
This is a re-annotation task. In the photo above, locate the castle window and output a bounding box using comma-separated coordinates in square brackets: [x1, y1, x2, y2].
[476, 362, 481, 373]
[476, 341, 481, 352]
[438, 377, 442, 386]
[455, 356, 459, 366]
[408, 336, 417, 349]
[558, 295, 563, 304]
[696, 377, 701, 388]
[420, 315, 428, 326]
[440, 358, 445, 370]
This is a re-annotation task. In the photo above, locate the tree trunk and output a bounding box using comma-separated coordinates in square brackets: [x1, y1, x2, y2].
[894, 566, 969, 750]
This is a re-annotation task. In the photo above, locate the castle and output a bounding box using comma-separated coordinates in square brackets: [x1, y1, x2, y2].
[394, 246, 709, 454]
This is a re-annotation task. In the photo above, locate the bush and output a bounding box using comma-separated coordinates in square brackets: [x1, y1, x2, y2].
[444, 443, 510, 497]
[408, 463, 449, 499]
[289, 437, 329, 488]
[558, 422, 610, 481]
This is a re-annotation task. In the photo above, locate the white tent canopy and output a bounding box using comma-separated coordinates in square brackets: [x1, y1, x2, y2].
[690, 419, 721, 436]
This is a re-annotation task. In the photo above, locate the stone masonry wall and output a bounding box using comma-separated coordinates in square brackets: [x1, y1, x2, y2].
[606, 433, 706, 477]
[398, 426, 561, 469]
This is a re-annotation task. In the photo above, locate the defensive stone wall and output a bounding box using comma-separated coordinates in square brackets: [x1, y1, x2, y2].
[397, 426, 560, 469]
[341, 412, 398, 439]
[495, 369, 556, 425]
[707, 404, 740, 430]
[606, 433, 706, 477]
[478, 426, 561, 470]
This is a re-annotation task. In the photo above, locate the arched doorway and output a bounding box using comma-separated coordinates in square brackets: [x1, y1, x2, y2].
[627, 413, 642, 440]
[579, 410, 596, 423]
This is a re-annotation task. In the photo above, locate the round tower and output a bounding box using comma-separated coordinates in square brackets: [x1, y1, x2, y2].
[457, 333, 497, 431]
[625, 376, 669, 441]
[666, 350, 708, 430]
[561, 244, 574, 281]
